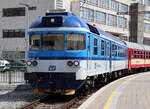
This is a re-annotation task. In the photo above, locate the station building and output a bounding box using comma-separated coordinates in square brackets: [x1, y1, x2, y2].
[0, 0, 150, 61]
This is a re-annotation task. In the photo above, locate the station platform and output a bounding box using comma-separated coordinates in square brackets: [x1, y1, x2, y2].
[78, 72, 150, 109]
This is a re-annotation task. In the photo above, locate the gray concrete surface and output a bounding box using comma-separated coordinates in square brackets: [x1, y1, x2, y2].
[79, 72, 150, 109]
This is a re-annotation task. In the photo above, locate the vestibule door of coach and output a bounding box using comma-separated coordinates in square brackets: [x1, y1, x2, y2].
[105, 41, 111, 73]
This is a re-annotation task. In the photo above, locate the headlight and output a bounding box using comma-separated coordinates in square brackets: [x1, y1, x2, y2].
[32, 61, 38, 66]
[74, 61, 80, 67]
[26, 61, 32, 66]
[67, 61, 73, 66]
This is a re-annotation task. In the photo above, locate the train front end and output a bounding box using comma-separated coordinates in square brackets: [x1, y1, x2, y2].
[25, 11, 89, 95]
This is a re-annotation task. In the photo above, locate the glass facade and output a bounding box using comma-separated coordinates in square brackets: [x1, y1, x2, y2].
[109, 0, 115, 11]
[95, 11, 106, 24]
[117, 17, 127, 28]
[81, 7, 94, 22]
[119, 3, 128, 12]
[107, 14, 117, 26]
[145, 14, 150, 21]
[80, 1, 128, 29]
[145, 23, 150, 33]
[137, 0, 143, 4]
[100, 0, 107, 8]
[145, 0, 150, 6]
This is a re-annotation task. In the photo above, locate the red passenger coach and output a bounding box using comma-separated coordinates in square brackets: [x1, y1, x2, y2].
[126, 42, 150, 71]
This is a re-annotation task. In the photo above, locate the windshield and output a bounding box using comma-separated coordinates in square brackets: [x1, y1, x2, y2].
[29, 34, 40, 50]
[42, 34, 64, 50]
[66, 34, 85, 50]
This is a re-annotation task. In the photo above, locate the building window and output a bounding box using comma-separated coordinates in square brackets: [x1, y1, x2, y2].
[109, 0, 115, 11]
[100, 0, 107, 8]
[137, 0, 143, 4]
[80, 7, 94, 22]
[145, 14, 150, 21]
[2, 51, 25, 60]
[81, 0, 98, 6]
[107, 14, 117, 26]
[145, 23, 150, 33]
[95, 11, 106, 24]
[146, 0, 150, 6]
[119, 3, 128, 12]
[3, 7, 25, 17]
[115, 1, 119, 12]
[117, 17, 127, 28]
[3, 29, 25, 38]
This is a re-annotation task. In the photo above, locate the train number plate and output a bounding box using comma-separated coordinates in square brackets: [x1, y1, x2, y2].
[48, 65, 56, 71]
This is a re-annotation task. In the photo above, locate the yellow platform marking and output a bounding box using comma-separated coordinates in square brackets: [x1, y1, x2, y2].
[103, 75, 139, 109]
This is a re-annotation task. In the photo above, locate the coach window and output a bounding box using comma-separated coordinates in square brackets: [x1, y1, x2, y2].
[112, 44, 115, 56]
[106, 42, 109, 56]
[66, 34, 85, 50]
[94, 38, 98, 55]
[141, 51, 143, 58]
[146, 52, 149, 59]
[101, 40, 104, 56]
[134, 51, 137, 58]
[149, 52, 150, 58]
[115, 45, 117, 56]
[118, 46, 121, 57]
[29, 34, 40, 50]
[138, 51, 140, 59]
[144, 52, 146, 59]
[42, 34, 64, 50]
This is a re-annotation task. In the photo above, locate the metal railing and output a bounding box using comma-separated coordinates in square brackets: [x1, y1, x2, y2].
[0, 66, 27, 84]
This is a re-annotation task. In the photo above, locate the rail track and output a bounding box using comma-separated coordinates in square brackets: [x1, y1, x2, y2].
[20, 71, 141, 109]
[19, 86, 103, 109]
[20, 95, 50, 109]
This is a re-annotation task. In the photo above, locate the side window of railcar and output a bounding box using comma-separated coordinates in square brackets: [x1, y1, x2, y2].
[101, 40, 104, 56]
[106, 42, 109, 56]
[118, 46, 121, 57]
[144, 52, 146, 59]
[112, 44, 115, 57]
[115, 45, 117, 56]
[134, 51, 137, 59]
[94, 38, 98, 55]
[66, 34, 85, 50]
[149, 52, 150, 58]
[141, 51, 143, 58]
[29, 34, 40, 50]
[42, 33, 64, 50]
[138, 51, 140, 59]
[146, 52, 149, 59]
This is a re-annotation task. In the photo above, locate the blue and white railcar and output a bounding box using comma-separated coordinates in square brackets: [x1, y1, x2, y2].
[25, 10, 128, 95]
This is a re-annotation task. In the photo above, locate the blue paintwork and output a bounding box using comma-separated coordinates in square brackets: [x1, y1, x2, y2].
[30, 13, 89, 30]
[32, 73, 86, 90]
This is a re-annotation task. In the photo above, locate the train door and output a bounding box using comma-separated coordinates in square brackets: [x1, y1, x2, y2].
[87, 34, 91, 71]
[105, 41, 111, 72]
[128, 49, 132, 70]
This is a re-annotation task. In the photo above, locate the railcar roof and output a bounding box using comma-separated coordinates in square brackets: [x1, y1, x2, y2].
[126, 41, 150, 51]
[29, 12, 126, 46]
[30, 12, 89, 30]
[97, 28, 126, 46]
